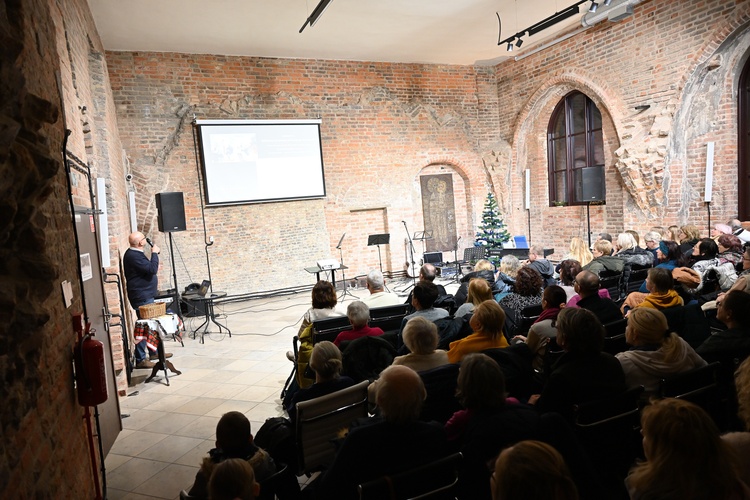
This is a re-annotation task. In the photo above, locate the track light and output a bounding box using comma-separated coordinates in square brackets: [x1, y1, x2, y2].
[589, 1, 599, 12]
[299, 0, 334, 33]
[507, 40, 514, 52]
[603, 0, 612, 4]
[515, 38, 523, 48]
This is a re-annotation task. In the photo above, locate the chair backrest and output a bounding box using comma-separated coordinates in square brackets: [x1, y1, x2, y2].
[295, 380, 370, 475]
[258, 462, 300, 500]
[518, 304, 543, 333]
[312, 316, 352, 344]
[602, 333, 629, 356]
[419, 363, 461, 425]
[659, 361, 721, 401]
[369, 304, 409, 334]
[603, 317, 628, 338]
[598, 271, 623, 301]
[574, 385, 644, 427]
[624, 265, 651, 294]
[357, 452, 462, 500]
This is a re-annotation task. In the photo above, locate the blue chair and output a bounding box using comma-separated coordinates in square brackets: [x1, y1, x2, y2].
[513, 235, 529, 249]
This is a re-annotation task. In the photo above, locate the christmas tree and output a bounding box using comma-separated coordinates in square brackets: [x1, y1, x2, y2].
[475, 192, 511, 264]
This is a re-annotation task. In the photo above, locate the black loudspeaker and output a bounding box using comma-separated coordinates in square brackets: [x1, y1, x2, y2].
[155, 192, 186, 232]
[581, 166, 605, 202]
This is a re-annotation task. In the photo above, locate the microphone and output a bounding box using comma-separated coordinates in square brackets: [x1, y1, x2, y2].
[145, 237, 154, 247]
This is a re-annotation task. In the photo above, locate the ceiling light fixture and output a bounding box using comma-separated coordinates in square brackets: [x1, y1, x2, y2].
[589, 2, 599, 13]
[515, 38, 524, 48]
[603, 0, 613, 5]
[299, 0, 334, 33]
[498, 1, 592, 51]
[507, 40, 514, 52]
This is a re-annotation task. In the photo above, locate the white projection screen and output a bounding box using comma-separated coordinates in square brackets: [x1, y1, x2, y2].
[195, 119, 327, 205]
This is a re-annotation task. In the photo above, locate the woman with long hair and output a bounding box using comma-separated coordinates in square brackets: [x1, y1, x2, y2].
[448, 300, 508, 363]
[495, 254, 521, 300]
[455, 277, 494, 317]
[558, 259, 583, 301]
[626, 398, 747, 500]
[564, 237, 593, 268]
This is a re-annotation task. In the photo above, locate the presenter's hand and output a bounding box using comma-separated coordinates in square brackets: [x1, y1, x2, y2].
[152, 244, 161, 255]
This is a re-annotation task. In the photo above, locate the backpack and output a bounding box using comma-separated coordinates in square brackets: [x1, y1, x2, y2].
[254, 416, 297, 472]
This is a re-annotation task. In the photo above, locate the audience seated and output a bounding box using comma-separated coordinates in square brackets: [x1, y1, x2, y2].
[498, 266, 544, 335]
[332, 301, 383, 347]
[392, 317, 449, 372]
[494, 254, 521, 301]
[187, 411, 276, 499]
[560, 236, 593, 268]
[568, 271, 622, 325]
[643, 230, 662, 263]
[638, 240, 680, 292]
[696, 290, 750, 366]
[513, 285, 567, 371]
[208, 458, 260, 500]
[723, 357, 750, 487]
[718, 234, 744, 268]
[296, 280, 346, 338]
[529, 308, 626, 421]
[613, 232, 655, 285]
[454, 259, 496, 307]
[626, 398, 748, 500]
[704, 243, 750, 311]
[526, 244, 556, 287]
[622, 267, 683, 315]
[312, 365, 448, 500]
[287, 341, 355, 418]
[558, 259, 583, 302]
[677, 224, 701, 256]
[615, 308, 706, 395]
[730, 218, 750, 243]
[360, 270, 400, 307]
[448, 300, 509, 363]
[583, 240, 624, 276]
[455, 277, 494, 317]
[492, 440, 579, 500]
[404, 263, 447, 310]
[685, 238, 738, 294]
[398, 281, 449, 347]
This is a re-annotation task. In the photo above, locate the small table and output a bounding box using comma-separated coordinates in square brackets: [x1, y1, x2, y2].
[305, 265, 348, 287]
[183, 291, 231, 344]
[136, 315, 182, 385]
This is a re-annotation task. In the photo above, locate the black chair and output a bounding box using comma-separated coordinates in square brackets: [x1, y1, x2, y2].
[604, 317, 628, 338]
[624, 264, 651, 295]
[518, 304, 543, 334]
[357, 452, 462, 500]
[658, 361, 728, 430]
[312, 316, 352, 344]
[660, 303, 711, 348]
[341, 336, 396, 383]
[599, 271, 623, 301]
[368, 304, 408, 335]
[602, 333, 629, 356]
[418, 363, 461, 425]
[258, 462, 300, 500]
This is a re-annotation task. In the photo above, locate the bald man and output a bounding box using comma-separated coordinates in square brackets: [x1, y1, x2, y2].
[572, 271, 622, 325]
[314, 365, 448, 499]
[123, 231, 161, 368]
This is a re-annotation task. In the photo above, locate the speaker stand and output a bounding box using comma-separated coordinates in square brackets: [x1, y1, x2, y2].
[167, 232, 183, 323]
[586, 202, 592, 249]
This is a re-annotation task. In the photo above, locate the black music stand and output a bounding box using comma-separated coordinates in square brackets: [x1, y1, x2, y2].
[336, 233, 355, 300]
[367, 233, 390, 275]
[413, 230, 433, 257]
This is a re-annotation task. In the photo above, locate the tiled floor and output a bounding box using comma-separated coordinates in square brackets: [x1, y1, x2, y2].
[105, 277, 458, 499]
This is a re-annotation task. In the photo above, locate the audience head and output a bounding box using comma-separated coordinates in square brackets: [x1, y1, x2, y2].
[597, 232, 613, 243]
[592, 239, 612, 258]
[469, 300, 506, 340]
[419, 263, 438, 282]
[559, 259, 583, 286]
[402, 316, 439, 355]
[679, 224, 701, 243]
[735, 357, 750, 430]
[616, 232, 638, 252]
[656, 240, 680, 262]
[309, 341, 343, 381]
[514, 266, 544, 297]
[645, 267, 673, 294]
[499, 255, 521, 277]
[574, 270, 599, 298]
[208, 458, 259, 500]
[366, 269, 385, 292]
[375, 365, 426, 424]
[626, 308, 672, 349]
[412, 281, 439, 310]
[628, 398, 740, 500]
[528, 244, 545, 261]
[456, 353, 506, 411]
[730, 219, 745, 232]
[312, 280, 337, 309]
[467, 278, 493, 306]
[346, 300, 370, 328]
[692, 238, 718, 259]
[711, 223, 733, 237]
[644, 231, 662, 249]
[216, 411, 252, 455]
[555, 307, 604, 355]
[667, 225, 680, 241]
[717, 234, 743, 254]
[492, 440, 579, 500]
[542, 285, 567, 310]
[474, 259, 494, 272]
[717, 290, 750, 330]
[625, 229, 641, 246]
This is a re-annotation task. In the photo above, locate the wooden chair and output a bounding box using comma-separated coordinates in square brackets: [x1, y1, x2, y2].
[295, 380, 370, 476]
[357, 452, 462, 500]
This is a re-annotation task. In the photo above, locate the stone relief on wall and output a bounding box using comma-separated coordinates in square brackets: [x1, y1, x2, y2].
[420, 174, 457, 252]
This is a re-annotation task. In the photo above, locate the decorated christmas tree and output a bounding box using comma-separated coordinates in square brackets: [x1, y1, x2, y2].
[475, 192, 511, 263]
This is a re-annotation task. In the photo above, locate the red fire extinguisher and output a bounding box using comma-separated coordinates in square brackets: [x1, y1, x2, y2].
[75, 322, 108, 407]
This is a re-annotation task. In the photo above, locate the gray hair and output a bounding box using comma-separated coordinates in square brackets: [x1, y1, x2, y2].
[499, 255, 521, 276]
[616, 232, 637, 251]
[347, 300, 370, 328]
[530, 244, 544, 256]
[366, 269, 385, 290]
[402, 317, 439, 355]
[644, 231, 662, 243]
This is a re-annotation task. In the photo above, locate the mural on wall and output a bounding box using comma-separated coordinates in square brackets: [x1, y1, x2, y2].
[420, 174, 457, 253]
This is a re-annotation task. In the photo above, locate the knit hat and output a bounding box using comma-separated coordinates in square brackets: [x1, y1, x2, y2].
[658, 241, 669, 256]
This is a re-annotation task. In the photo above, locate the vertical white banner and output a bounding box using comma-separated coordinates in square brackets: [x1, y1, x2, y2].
[128, 191, 137, 232]
[525, 169, 530, 210]
[95, 178, 110, 267]
[704, 142, 714, 202]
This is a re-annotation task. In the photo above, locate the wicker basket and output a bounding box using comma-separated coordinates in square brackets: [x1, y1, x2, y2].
[139, 302, 166, 319]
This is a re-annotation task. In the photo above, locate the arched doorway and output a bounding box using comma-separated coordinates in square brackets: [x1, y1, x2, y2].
[739, 57, 750, 220]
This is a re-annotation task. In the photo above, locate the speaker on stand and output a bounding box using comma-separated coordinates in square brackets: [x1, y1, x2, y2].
[580, 167, 605, 248]
[155, 192, 186, 322]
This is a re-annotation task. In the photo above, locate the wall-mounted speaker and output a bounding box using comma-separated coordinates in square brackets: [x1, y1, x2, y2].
[581, 166, 605, 202]
[155, 192, 186, 232]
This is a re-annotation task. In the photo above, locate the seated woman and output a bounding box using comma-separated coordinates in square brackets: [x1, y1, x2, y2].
[677, 224, 701, 256]
[615, 308, 706, 395]
[492, 440, 579, 500]
[622, 267, 683, 315]
[626, 398, 748, 500]
[583, 239, 624, 277]
[513, 285, 568, 371]
[717, 233, 744, 268]
[498, 266, 544, 333]
[696, 290, 750, 365]
[560, 236, 593, 268]
[494, 255, 521, 301]
[455, 278, 494, 317]
[448, 300, 509, 363]
[296, 280, 346, 338]
[638, 240, 680, 292]
[392, 316, 449, 372]
[686, 237, 737, 294]
[454, 259, 496, 306]
[558, 259, 582, 302]
[529, 308, 625, 421]
[286, 341, 354, 417]
[332, 301, 383, 347]
[703, 243, 750, 311]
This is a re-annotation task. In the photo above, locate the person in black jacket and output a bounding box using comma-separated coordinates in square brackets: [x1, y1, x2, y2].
[453, 259, 496, 307]
[697, 290, 750, 365]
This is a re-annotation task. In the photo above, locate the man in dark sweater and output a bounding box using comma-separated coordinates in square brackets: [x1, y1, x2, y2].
[123, 231, 161, 368]
[575, 271, 623, 325]
[527, 244, 556, 287]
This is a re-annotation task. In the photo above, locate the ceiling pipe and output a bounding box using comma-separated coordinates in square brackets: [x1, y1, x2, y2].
[581, 0, 644, 27]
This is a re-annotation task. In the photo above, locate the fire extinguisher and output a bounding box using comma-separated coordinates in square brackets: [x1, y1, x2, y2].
[74, 322, 108, 407]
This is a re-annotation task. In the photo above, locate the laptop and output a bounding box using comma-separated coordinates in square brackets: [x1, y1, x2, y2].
[184, 279, 211, 298]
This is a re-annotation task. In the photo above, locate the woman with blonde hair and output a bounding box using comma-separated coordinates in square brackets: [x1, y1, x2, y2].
[286, 341, 354, 416]
[448, 300, 508, 363]
[627, 398, 747, 500]
[495, 254, 521, 300]
[455, 278, 494, 317]
[564, 237, 593, 267]
[454, 258, 496, 307]
[615, 308, 706, 394]
[493, 440, 579, 500]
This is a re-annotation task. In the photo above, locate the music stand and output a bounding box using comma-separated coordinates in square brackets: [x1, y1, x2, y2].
[367, 233, 390, 277]
[413, 230, 433, 256]
[336, 233, 355, 300]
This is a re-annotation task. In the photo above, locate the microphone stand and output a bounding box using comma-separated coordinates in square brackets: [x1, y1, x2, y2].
[403, 221, 417, 290]
[336, 235, 354, 301]
[452, 236, 462, 284]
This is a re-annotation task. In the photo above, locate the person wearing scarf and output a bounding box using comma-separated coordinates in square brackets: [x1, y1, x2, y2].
[512, 285, 568, 370]
[622, 267, 683, 315]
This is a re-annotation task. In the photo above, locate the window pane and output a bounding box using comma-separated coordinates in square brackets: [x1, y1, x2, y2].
[593, 130, 604, 165]
[571, 134, 587, 169]
[592, 106, 602, 130]
[569, 93, 586, 134]
[555, 172, 568, 204]
[553, 138, 567, 171]
[552, 110, 566, 138]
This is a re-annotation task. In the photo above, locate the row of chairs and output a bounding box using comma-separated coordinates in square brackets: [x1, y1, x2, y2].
[598, 264, 651, 302]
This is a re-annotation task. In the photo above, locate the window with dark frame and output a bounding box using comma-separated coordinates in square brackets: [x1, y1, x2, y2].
[547, 91, 605, 206]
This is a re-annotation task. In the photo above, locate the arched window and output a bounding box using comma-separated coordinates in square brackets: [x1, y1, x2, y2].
[547, 91, 605, 206]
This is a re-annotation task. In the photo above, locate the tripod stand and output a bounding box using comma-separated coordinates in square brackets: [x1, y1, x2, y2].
[449, 236, 463, 284]
[336, 233, 355, 301]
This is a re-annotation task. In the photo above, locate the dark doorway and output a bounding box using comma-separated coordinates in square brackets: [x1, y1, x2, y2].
[738, 57, 750, 220]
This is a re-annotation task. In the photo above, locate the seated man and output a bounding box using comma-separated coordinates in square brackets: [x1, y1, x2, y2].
[697, 290, 750, 365]
[187, 411, 276, 499]
[333, 301, 384, 347]
[313, 365, 449, 499]
[526, 244, 556, 287]
[583, 239, 624, 276]
[404, 263, 448, 310]
[572, 271, 623, 325]
[361, 269, 400, 307]
[398, 282, 449, 350]
[730, 218, 750, 243]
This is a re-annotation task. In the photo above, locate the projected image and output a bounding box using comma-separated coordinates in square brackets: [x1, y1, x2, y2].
[209, 133, 258, 163]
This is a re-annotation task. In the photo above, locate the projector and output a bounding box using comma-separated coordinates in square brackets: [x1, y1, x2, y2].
[317, 259, 340, 270]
